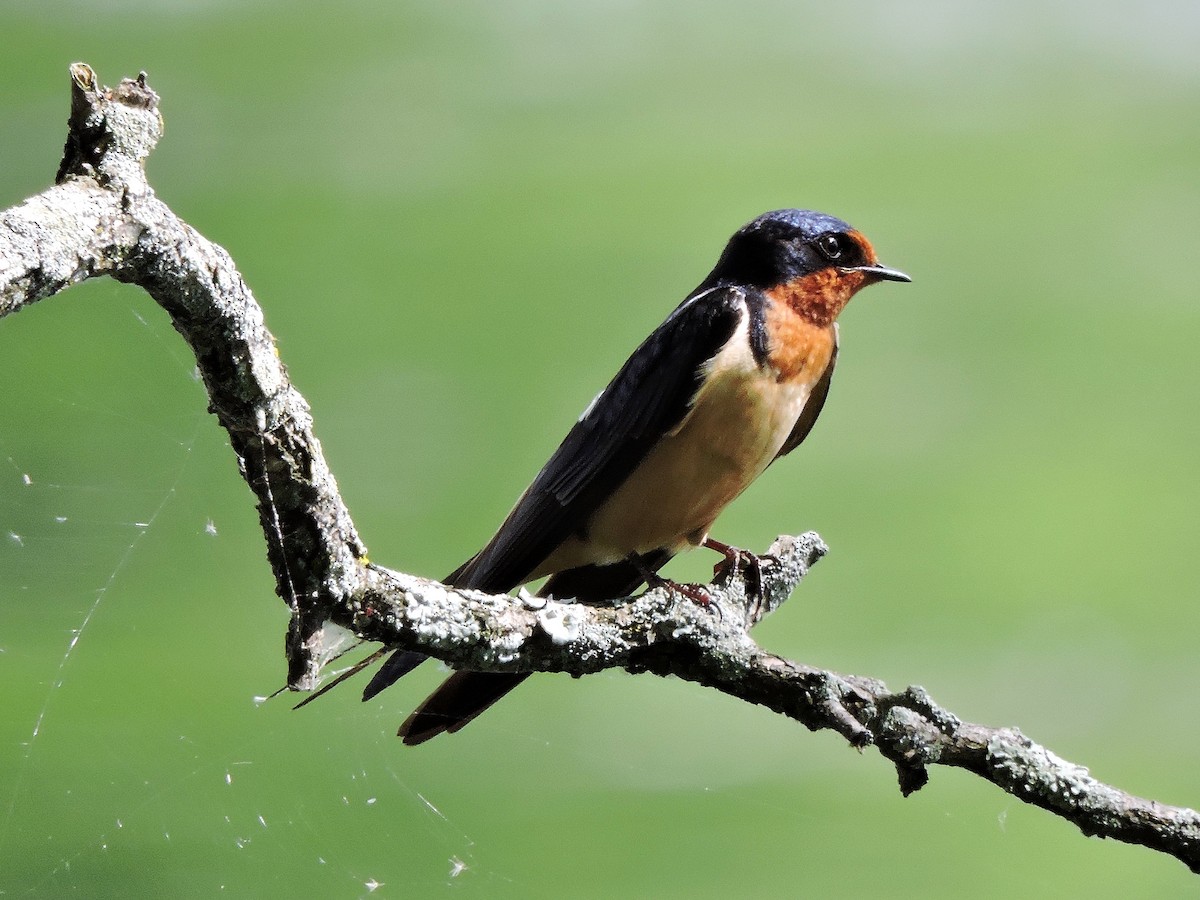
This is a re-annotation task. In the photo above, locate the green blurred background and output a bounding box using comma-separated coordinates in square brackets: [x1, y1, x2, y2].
[2, 1, 1199, 896]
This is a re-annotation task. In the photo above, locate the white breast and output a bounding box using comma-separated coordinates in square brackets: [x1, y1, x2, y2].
[575, 310, 815, 560]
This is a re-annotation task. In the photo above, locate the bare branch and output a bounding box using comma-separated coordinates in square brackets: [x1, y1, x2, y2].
[2, 64, 1198, 874]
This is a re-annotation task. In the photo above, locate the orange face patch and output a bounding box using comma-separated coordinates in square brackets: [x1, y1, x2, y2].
[763, 299, 836, 384]
[847, 229, 879, 266]
[765, 268, 867, 329]
[761, 229, 888, 382]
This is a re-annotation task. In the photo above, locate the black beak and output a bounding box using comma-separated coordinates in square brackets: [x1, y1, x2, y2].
[842, 264, 911, 283]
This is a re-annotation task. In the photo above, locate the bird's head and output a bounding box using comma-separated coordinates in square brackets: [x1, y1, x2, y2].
[703, 208, 910, 325]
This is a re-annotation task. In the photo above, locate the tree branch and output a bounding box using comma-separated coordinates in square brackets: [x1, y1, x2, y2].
[2, 64, 1197, 873]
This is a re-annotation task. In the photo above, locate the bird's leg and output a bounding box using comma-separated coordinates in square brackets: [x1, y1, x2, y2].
[626, 554, 711, 606]
[703, 537, 775, 608]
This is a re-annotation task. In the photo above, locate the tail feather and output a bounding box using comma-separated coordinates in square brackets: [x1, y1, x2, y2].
[361, 649, 428, 702]
[398, 671, 532, 745]
[357, 552, 488, 703]
[393, 550, 672, 743]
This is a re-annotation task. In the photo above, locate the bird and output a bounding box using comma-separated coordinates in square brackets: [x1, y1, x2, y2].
[364, 208, 909, 744]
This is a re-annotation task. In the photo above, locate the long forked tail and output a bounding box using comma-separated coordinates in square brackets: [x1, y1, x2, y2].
[361, 649, 427, 702]
[397, 671, 531, 745]
[395, 551, 672, 744]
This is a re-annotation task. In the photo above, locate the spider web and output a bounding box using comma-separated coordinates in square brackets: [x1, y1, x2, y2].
[0, 284, 499, 897]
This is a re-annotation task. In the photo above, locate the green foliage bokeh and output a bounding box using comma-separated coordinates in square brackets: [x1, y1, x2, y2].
[2, 2, 1199, 896]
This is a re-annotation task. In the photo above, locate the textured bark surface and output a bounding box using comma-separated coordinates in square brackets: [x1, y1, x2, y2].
[2, 64, 1197, 873]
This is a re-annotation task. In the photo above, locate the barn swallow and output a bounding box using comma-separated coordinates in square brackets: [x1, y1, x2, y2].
[362, 208, 909, 744]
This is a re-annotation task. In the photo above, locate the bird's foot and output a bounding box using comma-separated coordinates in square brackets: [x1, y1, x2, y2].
[646, 570, 712, 606]
[662, 577, 712, 606]
[703, 537, 776, 611]
[625, 553, 713, 607]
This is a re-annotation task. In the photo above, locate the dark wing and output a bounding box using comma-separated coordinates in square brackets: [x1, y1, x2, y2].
[447, 285, 746, 593]
[772, 327, 838, 462]
[361, 287, 742, 705]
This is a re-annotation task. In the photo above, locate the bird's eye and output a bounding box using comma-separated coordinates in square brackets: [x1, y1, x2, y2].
[816, 233, 845, 262]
